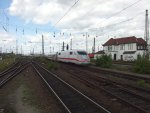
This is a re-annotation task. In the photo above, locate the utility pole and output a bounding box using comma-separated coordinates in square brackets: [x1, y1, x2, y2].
[70, 38, 72, 50]
[92, 37, 95, 53]
[83, 32, 89, 52]
[42, 35, 44, 56]
[144, 9, 149, 54]
[21, 45, 22, 55]
[16, 40, 18, 55]
[33, 48, 34, 55]
[50, 47, 51, 54]
[86, 32, 88, 52]
[66, 44, 69, 50]
[62, 42, 65, 51]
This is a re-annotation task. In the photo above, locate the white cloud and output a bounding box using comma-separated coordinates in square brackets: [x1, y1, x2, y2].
[0, 31, 16, 53]
[9, 0, 149, 28]
[2, 0, 150, 54]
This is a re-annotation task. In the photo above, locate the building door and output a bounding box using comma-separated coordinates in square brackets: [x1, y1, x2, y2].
[114, 54, 116, 60]
[121, 55, 123, 61]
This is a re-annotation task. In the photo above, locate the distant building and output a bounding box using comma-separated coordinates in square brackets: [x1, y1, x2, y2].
[94, 50, 105, 59]
[88, 53, 94, 58]
[103, 36, 147, 61]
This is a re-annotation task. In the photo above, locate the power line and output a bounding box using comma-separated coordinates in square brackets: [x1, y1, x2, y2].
[89, 11, 144, 32]
[98, 0, 143, 25]
[54, 0, 143, 34]
[102, 12, 143, 29]
[54, 0, 80, 27]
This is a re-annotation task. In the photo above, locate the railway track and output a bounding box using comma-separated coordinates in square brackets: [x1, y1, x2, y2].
[0, 61, 20, 76]
[112, 61, 134, 66]
[57, 63, 150, 113]
[56, 61, 150, 84]
[88, 65, 150, 84]
[0, 61, 30, 87]
[32, 61, 111, 113]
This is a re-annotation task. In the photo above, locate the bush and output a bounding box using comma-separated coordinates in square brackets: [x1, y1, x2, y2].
[95, 54, 112, 68]
[134, 54, 150, 74]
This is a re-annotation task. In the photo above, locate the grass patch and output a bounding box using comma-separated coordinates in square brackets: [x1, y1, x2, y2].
[48, 61, 58, 70]
[33, 56, 59, 70]
[0, 57, 15, 72]
[33, 57, 49, 67]
[33, 57, 47, 64]
[136, 80, 146, 87]
[22, 85, 34, 105]
[21, 85, 43, 113]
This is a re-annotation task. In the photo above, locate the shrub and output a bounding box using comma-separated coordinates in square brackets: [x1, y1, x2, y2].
[134, 54, 150, 74]
[95, 54, 112, 68]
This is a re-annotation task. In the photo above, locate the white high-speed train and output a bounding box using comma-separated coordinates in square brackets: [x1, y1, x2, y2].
[55, 50, 90, 65]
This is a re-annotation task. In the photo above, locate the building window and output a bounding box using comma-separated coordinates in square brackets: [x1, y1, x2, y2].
[70, 52, 73, 55]
[120, 44, 124, 50]
[116, 46, 118, 50]
[140, 46, 142, 49]
[128, 44, 133, 50]
[114, 46, 118, 51]
[108, 46, 112, 51]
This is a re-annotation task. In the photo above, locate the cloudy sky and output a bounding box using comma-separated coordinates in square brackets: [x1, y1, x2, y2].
[0, 0, 149, 55]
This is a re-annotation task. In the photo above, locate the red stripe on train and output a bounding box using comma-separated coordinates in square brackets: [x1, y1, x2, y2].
[58, 57, 88, 62]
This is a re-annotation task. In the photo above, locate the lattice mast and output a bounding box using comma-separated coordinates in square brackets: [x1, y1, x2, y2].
[144, 10, 149, 54]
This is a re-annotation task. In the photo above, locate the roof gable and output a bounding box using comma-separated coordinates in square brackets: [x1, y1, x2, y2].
[103, 36, 147, 46]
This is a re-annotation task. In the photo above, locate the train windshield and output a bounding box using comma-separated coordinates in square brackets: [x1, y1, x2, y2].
[77, 51, 87, 55]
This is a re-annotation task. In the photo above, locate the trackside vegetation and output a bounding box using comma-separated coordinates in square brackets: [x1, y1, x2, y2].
[0, 54, 15, 72]
[33, 57, 58, 70]
[95, 54, 112, 68]
[48, 61, 58, 70]
[134, 54, 150, 74]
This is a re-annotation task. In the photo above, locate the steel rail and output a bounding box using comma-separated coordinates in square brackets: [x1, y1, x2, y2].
[0, 62, 29, 88]
[32, 63, 72, 113]
[0, 61, 20, 76]
[88, 66, 150, 83]
[60, 64, 149, 113]
[32, 61, 111, 113]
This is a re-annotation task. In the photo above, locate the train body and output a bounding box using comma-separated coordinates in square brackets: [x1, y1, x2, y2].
[49, 50, 90, 65]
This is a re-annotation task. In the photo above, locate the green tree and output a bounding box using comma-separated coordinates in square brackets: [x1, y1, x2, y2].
[95, 54, 112, 68]
[134, 54, 150, 74]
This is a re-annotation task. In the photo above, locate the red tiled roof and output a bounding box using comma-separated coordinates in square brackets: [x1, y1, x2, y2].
[95, 50, 105, 54]
[103, 36, 147, 46]
[88, 53, 94, 58]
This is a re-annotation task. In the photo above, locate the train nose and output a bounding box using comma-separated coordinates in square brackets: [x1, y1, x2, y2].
[81, 55, 90, 61]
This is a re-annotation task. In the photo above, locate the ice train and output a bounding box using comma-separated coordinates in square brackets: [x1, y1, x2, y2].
[49, 50, 90, 65]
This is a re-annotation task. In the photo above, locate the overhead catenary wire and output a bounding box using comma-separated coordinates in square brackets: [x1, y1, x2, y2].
[52, 0, 143, 35]
[53, 0, 143, 33]
[68, 11, 143, 37]
[100, 11, 144, 29]
[88, 0, 143, 32]
[54, 0, 80, 27]
[99, 0, 143, 24]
